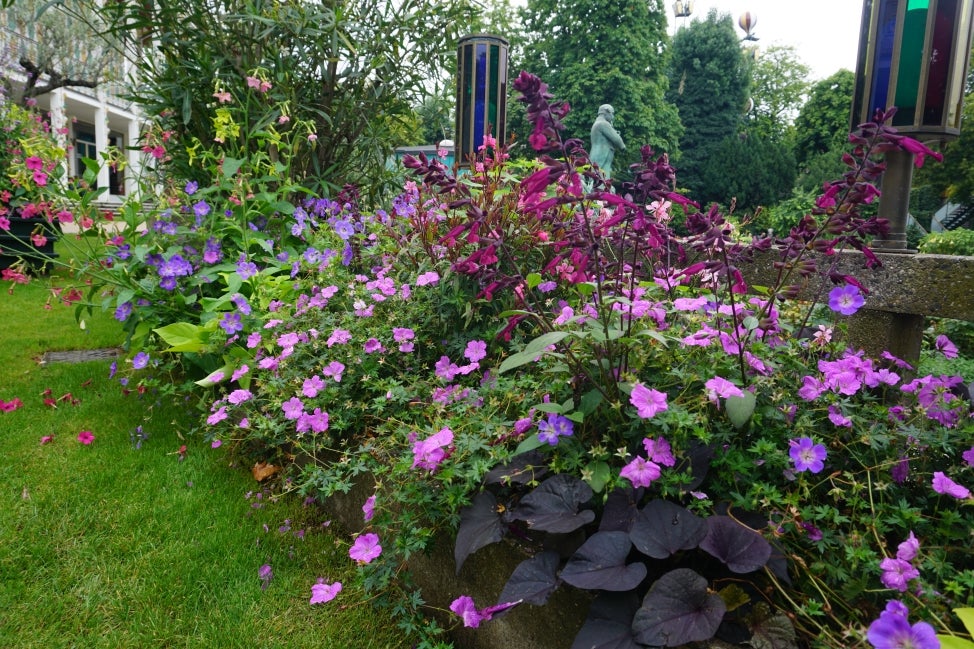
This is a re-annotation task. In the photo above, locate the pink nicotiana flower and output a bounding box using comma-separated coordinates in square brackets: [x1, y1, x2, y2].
[309, 579, 342, 605]
[620, 456, 662, 489]
[629, 383, 668, 419]
[412, 427, 454, 471]
[789, 437, 827, 474]
[827, 284, 865, 316]
[932, 471, 971, 499]
[349, 532, 382, 564]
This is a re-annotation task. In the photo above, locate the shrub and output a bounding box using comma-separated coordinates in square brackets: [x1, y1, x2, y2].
[919, 228, 974, 256]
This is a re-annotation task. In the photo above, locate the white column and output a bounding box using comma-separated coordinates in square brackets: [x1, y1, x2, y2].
[94, 103, 110, 194]
[127, 117, 142, 198]
[48, 90, 68, 190]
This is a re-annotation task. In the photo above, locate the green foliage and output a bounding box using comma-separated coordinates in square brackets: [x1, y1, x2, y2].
[97, 0, 476, 202]
[917, 97, 974, 204]
[919, 228, 974, 256]
[746, 44, 811, 143]
[518, 0, 682, 160]
[668, 9, 750, 197]
[793, 69, 855, 168]
[696, 131, 796, 212]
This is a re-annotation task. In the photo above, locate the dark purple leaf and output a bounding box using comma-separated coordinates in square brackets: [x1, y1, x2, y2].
[496, 551, 561, 606]
[749, 609, 798, 649]
[632, 569, 726, 647]
[674, 441, 713, 491]
[560, 531, 647, 591]
[598, 487, 637, 533]
[571, 619, 641, 649]
[484, 451, 548, 485]
[511, 474, 595, 533]
[455, 491, 505, 574]
[698, 516, 772, 574]
[629, 499, 707, 559]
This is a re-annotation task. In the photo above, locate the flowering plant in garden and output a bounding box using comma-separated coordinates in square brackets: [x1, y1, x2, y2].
[11, 67, 973, 648]
[194, 73, 974, 649]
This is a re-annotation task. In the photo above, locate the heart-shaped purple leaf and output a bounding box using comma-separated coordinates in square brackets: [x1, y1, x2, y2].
[698, 515, 772, 574]
[497, 550, 561, 606]
[629, 499, 707, 559]
[454, 491, 505, 574]
[561, 531, 647, 591]
[632, 568, 726, 646]
[510, 474, 595, 533]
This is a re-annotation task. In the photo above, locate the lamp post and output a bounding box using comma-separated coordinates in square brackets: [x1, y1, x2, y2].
[455, 34, 509, 169]
[852, 0, 974, 251]
[672, 1, 693, 32]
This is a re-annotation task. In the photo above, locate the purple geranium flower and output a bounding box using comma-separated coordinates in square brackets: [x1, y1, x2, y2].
[309, 580, 342, 605]
[536, 413, 574, 446]
[114, 301, 133, 322]
[620, 456, 661, 488]
[789, 437, 827, 474]
[932, 471, 971, 499]
[866, 600, 938, 649]
[412, 427, 454, 471]
[828, 284, 865, 316]
[220, 312, 243, 335]
[132, 352, 150, 370]
[879, 557, 919, 592]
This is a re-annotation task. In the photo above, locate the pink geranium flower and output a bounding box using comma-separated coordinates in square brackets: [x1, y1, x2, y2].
[309, 579, 342, 605]
[77, 430, 95, 445]
[349, 532, 382, 564]
[629, 383, 668, 419]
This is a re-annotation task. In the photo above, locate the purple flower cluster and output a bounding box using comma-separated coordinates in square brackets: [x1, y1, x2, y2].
[879, 531, 921, 592]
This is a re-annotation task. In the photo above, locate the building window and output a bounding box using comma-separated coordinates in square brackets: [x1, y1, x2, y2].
[74, 129, 97, 188]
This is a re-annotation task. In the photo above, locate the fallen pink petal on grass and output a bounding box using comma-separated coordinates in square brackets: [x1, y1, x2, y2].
[309, 580, 342, 604]
[77, 431, 95, 445]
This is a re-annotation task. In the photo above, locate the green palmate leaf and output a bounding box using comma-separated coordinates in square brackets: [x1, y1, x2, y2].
[725, 391, 756, 429]
[154, 322, 207, 353]
[498, 331, 570, 373]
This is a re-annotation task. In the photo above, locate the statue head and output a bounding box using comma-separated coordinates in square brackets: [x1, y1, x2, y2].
[598, 104, 615, 121]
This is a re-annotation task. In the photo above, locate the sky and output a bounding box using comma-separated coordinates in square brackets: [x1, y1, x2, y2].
[670, 0, 866, 81]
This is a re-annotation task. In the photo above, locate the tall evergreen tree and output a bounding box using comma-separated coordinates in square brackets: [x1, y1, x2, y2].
[667, 10, 750, 198]
[517, 0, 682, 165]
[792, 69, 855, 191]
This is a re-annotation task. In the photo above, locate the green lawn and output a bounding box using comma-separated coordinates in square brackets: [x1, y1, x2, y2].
[0, 248, 409, 648]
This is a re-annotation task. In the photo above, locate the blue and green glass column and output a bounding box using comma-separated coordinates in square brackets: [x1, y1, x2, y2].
[455, 34, 509, 167]
[853, 0, 974, 251]
[852, 0, 974, 139]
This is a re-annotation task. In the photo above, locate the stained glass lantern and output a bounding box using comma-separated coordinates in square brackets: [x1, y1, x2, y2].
[455, 34, 509, 167]
[852, 0, 974, 141]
